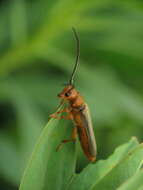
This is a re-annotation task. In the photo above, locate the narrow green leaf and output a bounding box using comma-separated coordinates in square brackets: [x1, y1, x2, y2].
[117, 169, 143, 190]
[68, 137, 139, 190]
[19, 117, 76, 190]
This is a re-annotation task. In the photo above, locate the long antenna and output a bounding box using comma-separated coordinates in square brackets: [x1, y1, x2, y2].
[69, 27, 80, 85]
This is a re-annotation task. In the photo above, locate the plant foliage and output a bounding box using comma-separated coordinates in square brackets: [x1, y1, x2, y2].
[0, 0, 143, 189]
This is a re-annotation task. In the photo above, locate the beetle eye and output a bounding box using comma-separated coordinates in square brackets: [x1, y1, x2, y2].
[65, 91, 71, 97]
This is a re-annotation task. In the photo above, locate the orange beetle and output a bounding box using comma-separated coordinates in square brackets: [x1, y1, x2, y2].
[50, 28, 97, 162]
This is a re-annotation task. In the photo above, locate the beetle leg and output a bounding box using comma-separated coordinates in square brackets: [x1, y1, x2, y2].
[50, 113, 73, 120]
[56, 127, 77, 151]
[56, 107, 69, 114]
[50, 108, 73, 120]
[50, 107, 68, 118]
[60, 114, 73, 120]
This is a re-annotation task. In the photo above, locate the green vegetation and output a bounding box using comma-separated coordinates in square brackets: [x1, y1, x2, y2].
[0, 0, 143, 189]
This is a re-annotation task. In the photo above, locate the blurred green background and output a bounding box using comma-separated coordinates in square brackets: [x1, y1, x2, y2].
[0, 0, 143, 189]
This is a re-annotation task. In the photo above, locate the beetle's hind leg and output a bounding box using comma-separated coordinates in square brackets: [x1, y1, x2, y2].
[56, 127, 77, 151]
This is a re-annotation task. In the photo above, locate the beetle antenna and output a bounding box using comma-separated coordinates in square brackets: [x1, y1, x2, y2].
[69, 27, 80, 85]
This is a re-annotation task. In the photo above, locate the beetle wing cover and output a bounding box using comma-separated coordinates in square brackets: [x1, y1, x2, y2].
[80, 103, 97, 157]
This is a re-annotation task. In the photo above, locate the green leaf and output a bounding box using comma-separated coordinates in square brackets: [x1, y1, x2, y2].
[117, 169, 143, 190]
[19, 117, 76, 190]
[91, 144, 143, 190]
[68, 137, 139, 190]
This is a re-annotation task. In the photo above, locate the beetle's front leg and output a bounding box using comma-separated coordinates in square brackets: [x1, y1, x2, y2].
[56, 107, 69, 114]
[50, 107, 69, 117]
[50, 114, 73, 120]
[50, 107, 73, 120]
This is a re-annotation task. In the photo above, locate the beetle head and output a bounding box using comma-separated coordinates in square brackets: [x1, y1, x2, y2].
[58, 85, 78, 101]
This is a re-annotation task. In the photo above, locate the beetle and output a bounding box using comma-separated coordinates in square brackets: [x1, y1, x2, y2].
[50, 28, 97, 162]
